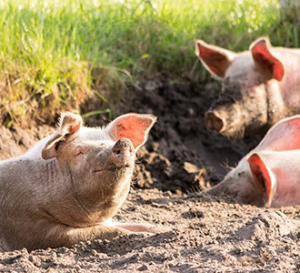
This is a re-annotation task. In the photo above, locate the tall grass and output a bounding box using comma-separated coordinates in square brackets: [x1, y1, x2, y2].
[0, 0, 295, 126]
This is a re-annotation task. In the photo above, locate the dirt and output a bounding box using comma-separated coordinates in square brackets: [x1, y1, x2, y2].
[1, 79, 300, 272]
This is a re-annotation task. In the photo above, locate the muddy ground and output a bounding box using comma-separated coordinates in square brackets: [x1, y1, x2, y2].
[1, 79, 300, 272]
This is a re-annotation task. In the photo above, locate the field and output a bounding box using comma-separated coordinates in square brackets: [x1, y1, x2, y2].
[1, 0, 300, 272]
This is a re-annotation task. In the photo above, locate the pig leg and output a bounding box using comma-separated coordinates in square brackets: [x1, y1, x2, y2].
[107, 221, 171, 233]
[27, 222, 169, 251]
[23, 224, 132, 251]
[63, 224, 132, 245]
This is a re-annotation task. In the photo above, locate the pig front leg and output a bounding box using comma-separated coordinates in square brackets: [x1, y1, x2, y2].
[21, 224, 132, 251]
[63, 224, 132, 245]
[107, 221, 171, 233]
[57, 222, 169, 249]
[27, 222, 168, 251]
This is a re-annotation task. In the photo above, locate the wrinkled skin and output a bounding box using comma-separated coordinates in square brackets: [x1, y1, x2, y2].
[0, 112, 167, 252]
[205, 115, 300, 207]
[195, 37, 300, 140]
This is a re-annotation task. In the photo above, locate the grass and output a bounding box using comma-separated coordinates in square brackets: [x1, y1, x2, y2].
[0, 0, 297, 126]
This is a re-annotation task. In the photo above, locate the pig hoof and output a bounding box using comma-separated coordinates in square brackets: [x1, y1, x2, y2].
[147, 226, 172, 234]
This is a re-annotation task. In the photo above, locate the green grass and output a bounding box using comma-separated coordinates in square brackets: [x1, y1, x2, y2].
[0, 0, 297, 126]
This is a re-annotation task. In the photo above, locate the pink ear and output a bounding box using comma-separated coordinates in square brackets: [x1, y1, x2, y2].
[247, 153, 274, 206]
[107, 114, 156, 150]
[42, 112, 83, 159]
[59, 112, 82, 135]
[256, 115, 300, 152]
[250, 37, 284, 81]
[195, 39, 235, 79]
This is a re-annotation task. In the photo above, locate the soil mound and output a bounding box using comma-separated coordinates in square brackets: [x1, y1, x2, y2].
[234, 211, 299, 241]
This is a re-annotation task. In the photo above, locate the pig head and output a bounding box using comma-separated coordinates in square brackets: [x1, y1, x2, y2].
[195, 37, 300, 140]
[0, 112, 167, 251]
[205, 115, 300, 207]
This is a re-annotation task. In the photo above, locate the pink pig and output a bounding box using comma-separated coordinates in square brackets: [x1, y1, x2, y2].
[205, 115, 300, 207]
[0, 112, 168, 251]
[195, 37, 300, 140]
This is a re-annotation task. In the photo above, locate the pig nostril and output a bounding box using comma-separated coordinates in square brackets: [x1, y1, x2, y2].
[205, 112, 225, 132]
[213, 117, 224, 132]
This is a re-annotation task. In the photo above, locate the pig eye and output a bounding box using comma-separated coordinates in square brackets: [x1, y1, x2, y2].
[55, 140, 64, 151]
[238, 172, 244, 176]
[75, 147, 84, 156]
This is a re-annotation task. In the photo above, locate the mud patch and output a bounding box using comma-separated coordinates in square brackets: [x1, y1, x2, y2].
[1, 190, 300, 272]
[114, 78, 259, 193]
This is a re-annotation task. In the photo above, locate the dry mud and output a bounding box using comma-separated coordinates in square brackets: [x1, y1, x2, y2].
[1, 79, 300, 272]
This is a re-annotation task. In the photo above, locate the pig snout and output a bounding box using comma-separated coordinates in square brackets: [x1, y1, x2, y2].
[205, 111, 225, 132]
[110, 138, 134, 167]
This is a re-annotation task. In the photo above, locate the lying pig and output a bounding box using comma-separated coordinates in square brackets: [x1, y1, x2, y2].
[0, 112, 166, 251]
[205, 115, 300, 207]
[195, 37, 300, 140]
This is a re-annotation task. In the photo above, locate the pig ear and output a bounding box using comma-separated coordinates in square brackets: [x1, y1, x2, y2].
[195, 39, 236, 80]
[247, 153, 274, 207]
[256, 115, 300, 152]
[106, 113, 157, 150]
[250, 37, 284, 81]
[42, 112, 83, 159]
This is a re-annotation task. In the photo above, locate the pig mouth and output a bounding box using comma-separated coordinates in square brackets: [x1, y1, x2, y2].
[93, 164, 131, 173]
[222, 126, 246, 141]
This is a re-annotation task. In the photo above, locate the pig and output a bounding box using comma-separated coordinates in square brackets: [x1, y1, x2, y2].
[205, 115, 300, 207]
[195, 37, 300, 140]
[0, 112, 167, 251]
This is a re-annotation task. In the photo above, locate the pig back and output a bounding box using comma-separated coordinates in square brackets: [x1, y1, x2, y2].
[257, 150, 300, 207]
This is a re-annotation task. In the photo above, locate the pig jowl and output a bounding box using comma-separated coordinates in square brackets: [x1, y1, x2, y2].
[195, 36, 300, 140]
[205, 115, 300, 207]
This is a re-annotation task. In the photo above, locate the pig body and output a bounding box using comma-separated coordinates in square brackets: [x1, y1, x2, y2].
[195, 37, 300, 139]
[0, 112, 165, 251]
[205, 115, 300, 207]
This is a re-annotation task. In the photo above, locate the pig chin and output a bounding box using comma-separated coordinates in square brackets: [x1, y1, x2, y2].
[235, 190, 265, 207]
[220, 126, 246, 141]
[93, 159, 135, 174]
[233, 184, 267, 206]
[91, 161, 134, 198]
